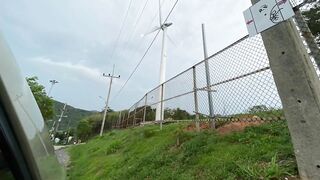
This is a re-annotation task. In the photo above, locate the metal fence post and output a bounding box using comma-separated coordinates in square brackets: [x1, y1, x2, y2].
[143, 94, 148, 126]
[202, 24, 215, 129]
[160, 84, 164, 130]
[126, 111, 130, 128]
[117, 111, 122, 129]
[122, 111, 126, 128]
[192, 66, 200, 132]
[133, 104, 137, 126]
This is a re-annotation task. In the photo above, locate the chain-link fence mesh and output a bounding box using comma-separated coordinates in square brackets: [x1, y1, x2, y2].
[293, 9, 320, 76]
[118, 34, 285, 129]
[117, 2, 319, 129]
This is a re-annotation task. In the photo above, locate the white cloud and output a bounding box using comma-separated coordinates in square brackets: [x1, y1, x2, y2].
[32, 57, 104, 83]
[0, 0, 254, 110]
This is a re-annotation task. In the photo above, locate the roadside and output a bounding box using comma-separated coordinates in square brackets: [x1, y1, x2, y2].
[54, 146, 70, 168]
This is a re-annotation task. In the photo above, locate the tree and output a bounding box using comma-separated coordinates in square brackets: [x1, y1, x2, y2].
[303, 0, 320, 45]
[77, 119, 92, 141]
[76, 112, 119, 141]
[26, 76, 54, 120]
[107, 108, 114, 113]
[164, 108, 193, 120]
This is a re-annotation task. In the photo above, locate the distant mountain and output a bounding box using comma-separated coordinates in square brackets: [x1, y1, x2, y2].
[48, 100, 97, 131]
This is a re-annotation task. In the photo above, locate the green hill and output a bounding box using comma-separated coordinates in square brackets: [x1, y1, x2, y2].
[48, 100, 97, 131]
[67, 121, 298, 179]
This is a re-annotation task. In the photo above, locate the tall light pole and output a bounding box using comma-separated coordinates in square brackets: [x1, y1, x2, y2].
[48, 79, 59, 97]
[155, 0, 173, 122]
[100, 65, 120, 136]
[142, 0, 173, 123]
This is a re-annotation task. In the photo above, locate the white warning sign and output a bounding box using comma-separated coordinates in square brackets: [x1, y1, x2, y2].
[243, 0, 295, 36]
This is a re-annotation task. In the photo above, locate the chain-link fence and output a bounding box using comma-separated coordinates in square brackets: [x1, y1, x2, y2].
[114, 34, 283, 129]
[114, 2, 319, 130]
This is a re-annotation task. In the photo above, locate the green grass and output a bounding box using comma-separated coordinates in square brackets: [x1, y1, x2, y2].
[67, 121, 298, 180]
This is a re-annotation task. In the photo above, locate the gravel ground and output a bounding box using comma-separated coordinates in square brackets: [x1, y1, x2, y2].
[54, 148, 70, 168]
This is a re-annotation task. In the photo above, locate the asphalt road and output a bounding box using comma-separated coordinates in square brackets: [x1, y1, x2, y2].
[54, 147, 70, 168]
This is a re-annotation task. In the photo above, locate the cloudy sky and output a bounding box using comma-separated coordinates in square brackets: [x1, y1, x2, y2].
[0, 0, 252, 111]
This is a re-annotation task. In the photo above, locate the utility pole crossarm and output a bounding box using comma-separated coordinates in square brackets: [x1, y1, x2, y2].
[103, 73, 120, 79]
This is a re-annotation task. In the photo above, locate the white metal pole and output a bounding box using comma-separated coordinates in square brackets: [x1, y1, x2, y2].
[48, 84, 54, 97]
[160, 84, 164, 130]
[156, 28, 167, 122]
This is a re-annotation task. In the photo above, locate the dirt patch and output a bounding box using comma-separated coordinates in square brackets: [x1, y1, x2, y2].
[184, 121, 264, 135]
[217, 121, 264, 135]
[184, 122, 211, 131]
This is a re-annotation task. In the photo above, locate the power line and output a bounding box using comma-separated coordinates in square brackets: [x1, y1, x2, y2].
[163, 0, 179, 24]
[110, 1, 169, 103]
[123, 0, 150, 45]
[111, 0, 179, 102]
[112, 29, 161, 101]
[121, 0, 167, 57]
[116, 0, 166, 76]
[109, 0, 133, 60]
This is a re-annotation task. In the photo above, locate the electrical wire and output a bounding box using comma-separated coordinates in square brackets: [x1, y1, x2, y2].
[122, 0, 166, 54]
[163, 0, 178, 24]
[109, 0, 133, 60]
[112, 29, 162, 101]
[124, 0, 150, 44]
[111, 0, 179, 102]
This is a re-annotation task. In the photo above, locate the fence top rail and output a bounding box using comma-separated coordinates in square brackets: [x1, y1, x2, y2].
[127, 34, 249, 111]
[206, 35, 249, 60]
[152, 35, 250, 91]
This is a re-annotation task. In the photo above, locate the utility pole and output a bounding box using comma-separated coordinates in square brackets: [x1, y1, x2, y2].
[99, 65, 120, 136]
[48, 80, 59, 97]
[53, 103, 67, 136]
[201, 24, 215, 128]
[251, 0, 320, 179]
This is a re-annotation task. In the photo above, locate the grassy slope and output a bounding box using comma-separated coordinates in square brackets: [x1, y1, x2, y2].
[68, 122, 298, 180]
